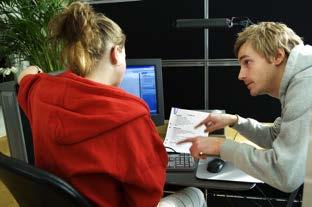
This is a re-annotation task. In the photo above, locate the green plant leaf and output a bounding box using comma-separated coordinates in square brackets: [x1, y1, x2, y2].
[0, 0, 74, 72]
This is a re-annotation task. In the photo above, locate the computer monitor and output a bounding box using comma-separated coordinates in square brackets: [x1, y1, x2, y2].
[120, 59, 164, 126]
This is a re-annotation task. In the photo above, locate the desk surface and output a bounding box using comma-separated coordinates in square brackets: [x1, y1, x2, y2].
[166, 171, 255, 191]
[157, 122, 259, 191]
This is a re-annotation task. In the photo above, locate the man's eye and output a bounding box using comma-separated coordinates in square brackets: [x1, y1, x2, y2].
[243, 60, 251, 66]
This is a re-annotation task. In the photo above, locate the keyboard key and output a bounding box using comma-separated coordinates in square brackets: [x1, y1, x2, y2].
[167, 153, 196, 172]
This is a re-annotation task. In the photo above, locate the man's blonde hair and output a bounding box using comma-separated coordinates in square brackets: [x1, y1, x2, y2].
[234, 22, 303, 61]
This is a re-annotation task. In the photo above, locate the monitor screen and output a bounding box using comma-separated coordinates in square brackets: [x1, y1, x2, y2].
[120, 59, 164, 126]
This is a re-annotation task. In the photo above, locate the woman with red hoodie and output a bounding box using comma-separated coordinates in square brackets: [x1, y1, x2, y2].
[17, 1, 206, 207]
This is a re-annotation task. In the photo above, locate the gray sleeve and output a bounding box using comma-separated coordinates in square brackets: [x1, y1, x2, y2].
[221, 74, 312, 192]
[232, 115, 281, 149]
[221, 110, 310, 192]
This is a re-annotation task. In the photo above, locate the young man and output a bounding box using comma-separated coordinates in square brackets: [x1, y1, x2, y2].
[179, 22, 312, 193]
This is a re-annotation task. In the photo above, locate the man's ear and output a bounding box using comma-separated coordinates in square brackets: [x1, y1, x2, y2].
[273, 48, 286, 66]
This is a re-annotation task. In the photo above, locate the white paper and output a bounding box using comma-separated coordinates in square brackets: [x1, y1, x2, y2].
[164, 107, 209, 153]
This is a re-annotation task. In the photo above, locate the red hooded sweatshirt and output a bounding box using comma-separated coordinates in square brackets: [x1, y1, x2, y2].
[17, 71, 168, 207]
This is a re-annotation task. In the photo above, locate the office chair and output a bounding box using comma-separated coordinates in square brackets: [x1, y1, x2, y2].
[0, 81, 34, 164]
[0, 152, 93, 207]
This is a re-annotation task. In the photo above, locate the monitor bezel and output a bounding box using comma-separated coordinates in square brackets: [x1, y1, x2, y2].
[125, 58, 164, 126]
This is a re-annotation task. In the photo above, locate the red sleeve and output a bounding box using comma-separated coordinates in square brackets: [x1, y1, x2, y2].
[17, 74, 41, 119]
[119, 116, 168, 207]
[69, 115, 168, 207]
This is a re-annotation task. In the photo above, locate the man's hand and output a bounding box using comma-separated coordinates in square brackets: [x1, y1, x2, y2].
[195, 113, 238, 133]
[177, 136, 225, 159]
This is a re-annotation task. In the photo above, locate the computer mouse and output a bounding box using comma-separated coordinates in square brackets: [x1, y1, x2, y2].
[207, 158, 225, 173]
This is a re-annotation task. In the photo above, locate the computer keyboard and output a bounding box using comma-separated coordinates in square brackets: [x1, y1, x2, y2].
[167, 153, 196, 172]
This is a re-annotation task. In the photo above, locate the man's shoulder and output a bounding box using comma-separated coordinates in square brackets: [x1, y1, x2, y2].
[283, 74, 312, 120]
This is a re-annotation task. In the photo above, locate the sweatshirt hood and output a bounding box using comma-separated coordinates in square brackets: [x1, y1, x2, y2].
[280, 44, 312, 99]
[35, 71, 150, 145]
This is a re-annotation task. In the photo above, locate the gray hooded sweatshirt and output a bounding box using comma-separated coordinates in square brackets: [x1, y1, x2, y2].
[220, 44, 312, 193]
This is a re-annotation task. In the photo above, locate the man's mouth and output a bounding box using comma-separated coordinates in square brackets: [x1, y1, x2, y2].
[246, 82, 253, 90]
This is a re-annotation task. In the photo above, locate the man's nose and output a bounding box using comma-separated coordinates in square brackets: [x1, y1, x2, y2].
[238, 67, 246, 80]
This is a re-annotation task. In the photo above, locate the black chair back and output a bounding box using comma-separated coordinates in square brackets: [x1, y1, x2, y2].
[0, 152, 93, 207]
[0, 81, 34, 164]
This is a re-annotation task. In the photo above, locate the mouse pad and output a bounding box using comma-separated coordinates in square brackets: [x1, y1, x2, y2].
[196, 156, 263, 183]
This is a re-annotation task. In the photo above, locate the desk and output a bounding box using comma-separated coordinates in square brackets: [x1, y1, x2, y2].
[157, 122, 258, 191]
[166, 171, 255, 191]
[157, 122, 302, 207]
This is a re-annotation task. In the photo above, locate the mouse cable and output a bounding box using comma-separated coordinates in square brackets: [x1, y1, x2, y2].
[164, 146, 180, 154]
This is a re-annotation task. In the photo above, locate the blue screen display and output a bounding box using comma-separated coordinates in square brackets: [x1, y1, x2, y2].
[120, 65, 158, 114]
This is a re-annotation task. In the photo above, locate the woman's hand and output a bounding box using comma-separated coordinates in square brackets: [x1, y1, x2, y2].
[17, 65, 43, 84]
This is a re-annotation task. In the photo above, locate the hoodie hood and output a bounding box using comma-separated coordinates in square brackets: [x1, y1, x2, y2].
[279, 44, 312, 99]
[32, 71, 150, 145]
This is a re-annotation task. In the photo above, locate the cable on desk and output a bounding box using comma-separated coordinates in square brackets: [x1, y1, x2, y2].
[165, 146, 180, 154]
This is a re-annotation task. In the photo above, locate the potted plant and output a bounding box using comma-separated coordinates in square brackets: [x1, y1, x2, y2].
[0, 66, 18, 83]
[0, 0, 73, 73]
[0, 0, 73, 163]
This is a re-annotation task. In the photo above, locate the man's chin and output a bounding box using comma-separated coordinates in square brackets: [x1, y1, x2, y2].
[249, 90, 260, 96]
[250, 90, 267, 96]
